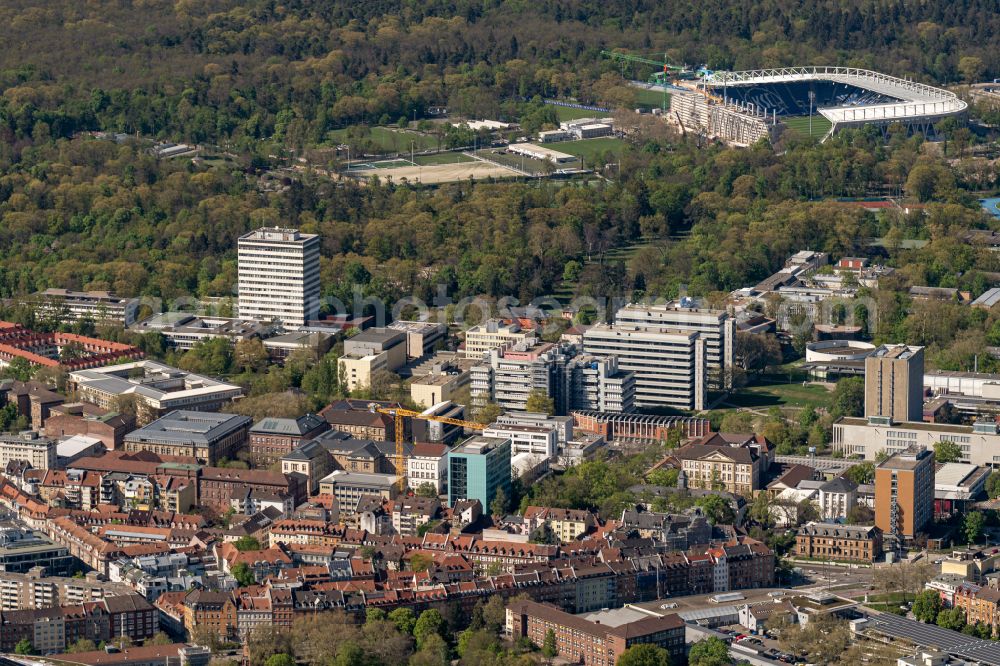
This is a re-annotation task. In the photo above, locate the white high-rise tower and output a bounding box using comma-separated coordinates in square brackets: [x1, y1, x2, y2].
[238, 227, 320, 329]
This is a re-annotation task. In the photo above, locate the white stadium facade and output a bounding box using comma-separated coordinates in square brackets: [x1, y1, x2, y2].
[670, 66, 967, 146]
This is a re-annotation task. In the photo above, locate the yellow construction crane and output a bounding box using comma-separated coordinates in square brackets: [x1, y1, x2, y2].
[368, 404, 487, 491]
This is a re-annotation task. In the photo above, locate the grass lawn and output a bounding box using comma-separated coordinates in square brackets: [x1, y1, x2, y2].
[725, 371, 834, 411]
[555, 137, 626, 160]
[863, 592, 911, 613]
[783, 114, 833, 139]
[634, 87, 671, 110]
[413, 152, 476, 165]
[329, 126, 439, 154]
[554, 105, 611, 121]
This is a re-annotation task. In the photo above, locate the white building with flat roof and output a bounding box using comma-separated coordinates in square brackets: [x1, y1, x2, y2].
[131, 313, 268, 350]
[832, 416, 1000, 467]
[507, 143, 575, 163]
[238, 227, 320, 329]
[582, 324, 707, 410]
[0, 432, 56, 470]
[613, 302, 735, 390]
[483, 424, 557, 458]
[67, 360, 243, 421]
[26, 290, 140, 327]
[463, 320, 530, 358]
[387, 320, 446, 359]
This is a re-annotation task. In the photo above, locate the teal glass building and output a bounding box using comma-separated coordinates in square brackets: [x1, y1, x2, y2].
[447, 435, 511, 509]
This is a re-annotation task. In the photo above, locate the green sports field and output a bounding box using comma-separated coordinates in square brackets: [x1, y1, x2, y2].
[328, 126, 439, 153]
[554, 105, 612, 121]
[783, 114, 832, 139]
[633, 87, 671, 109]
[554, 137, 626, 160]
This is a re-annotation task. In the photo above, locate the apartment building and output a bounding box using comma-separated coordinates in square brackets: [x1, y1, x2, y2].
[613, 302, 735, 389]
[463, 320, 530, 358]
[954, 584, 1000, 634]
[564, 354, 635, 413]
[247, 414, 328, 467]
[865, 344, 924, 423]
[582, 324, 707, 410]
[447, 435, 511, 510]
[0, 568, 131, 611]
[0, 431, 56, 470]
[523, 506, 597, 542]
[390, 496, 441, 536]
[0, 323, 143, 372]
[38, 469, 101, 511]
[795, 522, 882, 563]
[103, 594, 158, 642]
[237, 227, 320, 329]
[317, 470, 399, 514]
[506, 600, 686, 666]
[25, 289, 140, 327]
[0, 380, 66, 429]
[199, 467, 302, 512]
[183, 589, 238, 640]
[123, 411, 251, 465]
[875, 445, 935, 544]
[407, 442, 448, 494]
[0, 604, 112, 653]
[672, 433, 772, 495]
[470, 339, 572, 412]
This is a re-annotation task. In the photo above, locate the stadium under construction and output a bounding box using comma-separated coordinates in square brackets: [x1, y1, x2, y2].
[667, 66, 967, 146]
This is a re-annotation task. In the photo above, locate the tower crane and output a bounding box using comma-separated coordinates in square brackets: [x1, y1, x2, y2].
[601, 50, 720, 110]
[368, 404, 487, 491]
[601, 50, 689, 84]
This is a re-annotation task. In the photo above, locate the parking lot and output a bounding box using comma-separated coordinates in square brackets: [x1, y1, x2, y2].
[718, 626, 801, 663]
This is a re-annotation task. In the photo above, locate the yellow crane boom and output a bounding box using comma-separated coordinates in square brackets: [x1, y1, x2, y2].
[368, 404, 487, 491]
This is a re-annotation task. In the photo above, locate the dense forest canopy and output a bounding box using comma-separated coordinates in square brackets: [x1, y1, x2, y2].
[0, 0, 997, 146]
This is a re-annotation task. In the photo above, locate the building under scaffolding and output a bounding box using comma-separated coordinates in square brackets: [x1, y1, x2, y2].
[669, 90, 771, 146]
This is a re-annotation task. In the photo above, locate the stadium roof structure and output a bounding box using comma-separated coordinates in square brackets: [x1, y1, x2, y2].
[705, 66, 966, 139]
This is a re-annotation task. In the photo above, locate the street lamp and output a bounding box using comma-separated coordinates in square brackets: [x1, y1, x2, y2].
[808, 91, 816, 136]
